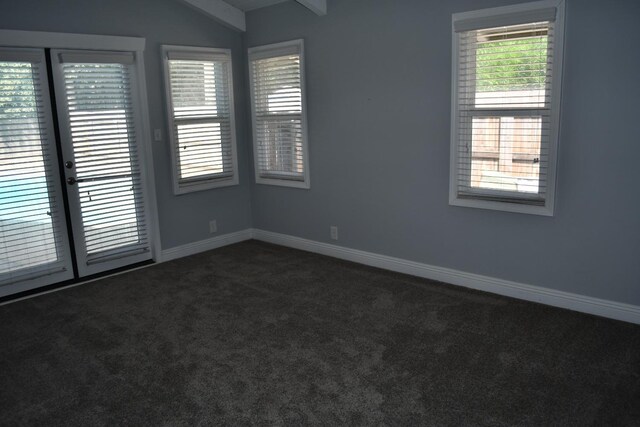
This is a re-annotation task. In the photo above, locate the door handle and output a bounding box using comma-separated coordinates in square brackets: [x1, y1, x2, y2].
[67, 177, 77, 185]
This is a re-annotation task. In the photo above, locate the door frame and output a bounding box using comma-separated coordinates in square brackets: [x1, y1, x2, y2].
[0, 30, 162, 273]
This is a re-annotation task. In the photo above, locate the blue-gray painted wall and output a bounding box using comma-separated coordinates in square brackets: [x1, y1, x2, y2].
[1, 0, 639, 306]
[0, 0, 253, 250]
[245, 0, 640, 305]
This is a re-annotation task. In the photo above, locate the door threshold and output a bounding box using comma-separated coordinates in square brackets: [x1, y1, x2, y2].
[0, 259, 155, 306]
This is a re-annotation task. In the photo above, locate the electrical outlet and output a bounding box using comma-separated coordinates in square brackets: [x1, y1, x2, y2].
[330, 225, 338, 240]
[209, 219, 217, 233]
[153, 128, 162, 142]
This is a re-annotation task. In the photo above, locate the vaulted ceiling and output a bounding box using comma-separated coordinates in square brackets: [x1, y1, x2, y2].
[224, 0, 289, 11]
[177, 0, 326, 32]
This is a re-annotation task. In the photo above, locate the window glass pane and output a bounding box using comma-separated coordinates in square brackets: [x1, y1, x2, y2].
[456, 20, 553, 203]
[470, 116, 542, 193]
[255, 117, 303, 176]
[0, 61, 59, 275]
[166, 53, 235, 189]
[252, 55, 302, 115]
[250, 47, 307, 184]
[452, 3, 563, 213]
[474, 23, 550, 109]
[61, 62, 144, 256]
[169, 60, 220, 118]
[176, 122, 225, 179]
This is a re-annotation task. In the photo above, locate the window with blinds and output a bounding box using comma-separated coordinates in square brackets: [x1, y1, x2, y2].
[0, 49, 72, 287]
[450, 0, 565, 215]
[249, 39, 310, 188]
[162, 47, 238, 194]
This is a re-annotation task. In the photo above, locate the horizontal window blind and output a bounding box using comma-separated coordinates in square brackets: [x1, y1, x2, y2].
[453, 6, 556, 32]
[165, 49, 236, 192]
[455, 20, 555, 206]
[249, 41, 308, 185]
[60, 58, 149, 264]
[0, 52, 69, 285]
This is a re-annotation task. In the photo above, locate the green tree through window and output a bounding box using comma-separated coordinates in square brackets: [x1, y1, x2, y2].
[476, 35, 549, 92]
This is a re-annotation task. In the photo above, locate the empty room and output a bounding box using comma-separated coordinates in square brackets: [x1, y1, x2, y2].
[1, 0, 639, 424]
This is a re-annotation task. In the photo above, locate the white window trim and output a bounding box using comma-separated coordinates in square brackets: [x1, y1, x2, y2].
[449, 0, 566, 216]
[0, 29, 162, 264]
[248, 39, 311, 189]
[0, 29, 145, 51]
[161, 45, 239, 194]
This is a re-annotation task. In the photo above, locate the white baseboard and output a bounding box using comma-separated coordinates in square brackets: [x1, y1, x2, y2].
[19, 227, 634, 325]
[161, 229, 253, 262]
[251, 229, 640, 325]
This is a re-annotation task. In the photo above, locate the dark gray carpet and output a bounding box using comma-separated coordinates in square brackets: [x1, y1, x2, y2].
[1, 240, 639, 425]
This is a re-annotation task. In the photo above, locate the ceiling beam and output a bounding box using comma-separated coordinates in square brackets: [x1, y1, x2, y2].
[295, 0, 327, 16]
[177, 0, 246, 32]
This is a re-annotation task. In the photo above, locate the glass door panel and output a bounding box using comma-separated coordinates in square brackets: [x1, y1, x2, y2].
[51, 50, 151, 277]
[0, 48, 74, 297]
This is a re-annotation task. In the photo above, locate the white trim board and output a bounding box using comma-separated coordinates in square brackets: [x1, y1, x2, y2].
[176, 0, 246, 32]
[5, 227, 638, 325]
[295, 0, 327, 15]
[251, 229, 640, 325]
[0, 29, 145, 51]
[161, 229, 253, 262]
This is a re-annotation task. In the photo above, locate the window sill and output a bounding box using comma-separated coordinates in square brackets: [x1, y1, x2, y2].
[255, 176, 310, 189]
[449, 195, 554, 216]
[174, 176, 239, 195]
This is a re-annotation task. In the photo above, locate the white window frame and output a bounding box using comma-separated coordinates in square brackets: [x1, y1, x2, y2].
[162, 45, 239, 195]
[248, 39, 311, 189]
[449, 0, 566, 216]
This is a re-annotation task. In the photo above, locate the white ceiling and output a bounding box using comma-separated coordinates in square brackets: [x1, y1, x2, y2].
[224, 0, 289, 11]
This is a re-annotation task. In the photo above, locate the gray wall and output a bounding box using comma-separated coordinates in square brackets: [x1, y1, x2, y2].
[0, 0, 253, 250]
[1, 0, 639, 307]
[246, 0, 640, 305]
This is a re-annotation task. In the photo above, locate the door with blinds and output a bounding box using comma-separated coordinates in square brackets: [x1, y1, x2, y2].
[0, 47, 152, 297]
[51, 50, 151, 277]
[0, 48, 74, 296]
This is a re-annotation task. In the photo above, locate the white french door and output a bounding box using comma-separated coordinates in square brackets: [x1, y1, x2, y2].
[0, 46, 153, 297]
[0, 48, 74, 296]
[51, 50, 152, 277]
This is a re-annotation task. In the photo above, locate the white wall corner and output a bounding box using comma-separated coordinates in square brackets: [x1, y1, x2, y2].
[161, 229, 253, 262]
[177, 0, 246, 32]
[295, 0, 327, 16]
